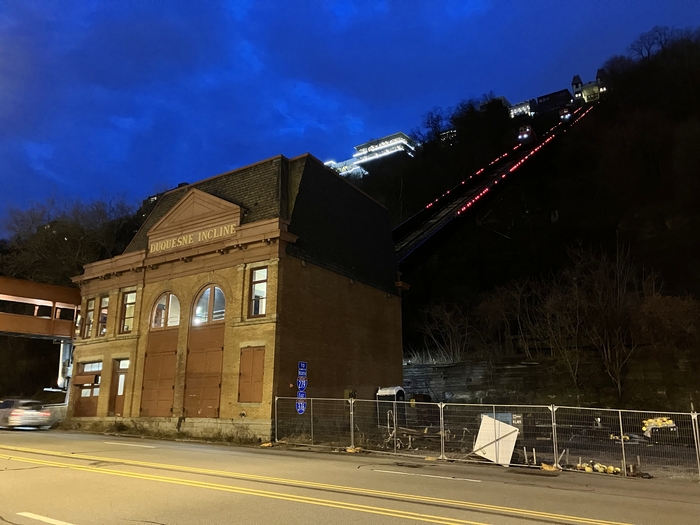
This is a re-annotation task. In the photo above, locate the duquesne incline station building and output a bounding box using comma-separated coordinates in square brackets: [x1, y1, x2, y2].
[68, 153, 403, 439]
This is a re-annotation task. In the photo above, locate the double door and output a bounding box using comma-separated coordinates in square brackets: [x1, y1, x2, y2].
[185, 324, 224, 418]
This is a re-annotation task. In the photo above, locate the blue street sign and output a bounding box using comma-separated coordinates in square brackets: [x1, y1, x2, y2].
[296, 361, 308, 414]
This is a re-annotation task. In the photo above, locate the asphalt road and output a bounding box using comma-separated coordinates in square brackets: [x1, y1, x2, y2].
[0, 430, 698, 525]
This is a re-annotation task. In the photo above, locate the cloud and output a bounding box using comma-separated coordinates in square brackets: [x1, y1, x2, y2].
[23, 141, 62, 183]
[1, 0, 699, 220]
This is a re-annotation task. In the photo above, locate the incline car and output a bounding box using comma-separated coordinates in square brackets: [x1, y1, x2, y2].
[517, 125, 538, 145]
[0, 399, 51, 429]
[559, 108, 572, 122]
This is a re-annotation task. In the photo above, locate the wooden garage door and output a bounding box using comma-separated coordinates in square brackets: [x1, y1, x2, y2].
[185, 324, 224, 418]
[141, 330, 177, 417]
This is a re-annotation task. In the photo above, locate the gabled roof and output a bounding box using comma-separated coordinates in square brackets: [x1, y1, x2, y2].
[125, 155, 291, 253]
[149, 188, 243, 235]
[124, 153, 398, 293]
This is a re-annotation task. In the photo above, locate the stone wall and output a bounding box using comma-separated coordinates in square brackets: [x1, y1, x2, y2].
[62, 416, 271, 443]
[403, 350, 700, 411]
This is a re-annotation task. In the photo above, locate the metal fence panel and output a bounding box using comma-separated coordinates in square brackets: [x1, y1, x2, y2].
[275, 397, 350, 448]
[274, 397, 700, 480]
[351, 398, 392, 452]
[441, 404, 555, 466]
[275, 397, 313, 445]
[350, 399, 443, 457]
[619, 409, 698, 479]
[310, 398, 352, 447]
[692, 412, 700, 478]
[553, 406, 627, 473]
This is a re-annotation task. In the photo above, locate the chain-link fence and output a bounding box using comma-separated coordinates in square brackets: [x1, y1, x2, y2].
[275, 397, 700, 480]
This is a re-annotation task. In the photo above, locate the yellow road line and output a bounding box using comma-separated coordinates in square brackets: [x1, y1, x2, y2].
[0, 443, 633, 525]
[0, 452, 484, 525]
[17, 512, 76, 525]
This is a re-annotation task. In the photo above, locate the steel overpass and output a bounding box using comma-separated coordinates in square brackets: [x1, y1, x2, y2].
[0, 276, 81, 390]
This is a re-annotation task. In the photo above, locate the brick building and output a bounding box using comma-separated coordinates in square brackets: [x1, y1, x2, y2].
[68, 154, 403, 439]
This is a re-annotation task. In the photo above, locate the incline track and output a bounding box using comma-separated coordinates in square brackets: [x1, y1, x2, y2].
[393, 106, 594, 263]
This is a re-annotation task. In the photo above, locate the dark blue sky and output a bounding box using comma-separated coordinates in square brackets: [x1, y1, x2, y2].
[1, 1, 698, 217]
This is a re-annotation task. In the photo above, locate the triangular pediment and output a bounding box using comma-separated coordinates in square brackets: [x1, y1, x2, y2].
[149, 189, 243, 238]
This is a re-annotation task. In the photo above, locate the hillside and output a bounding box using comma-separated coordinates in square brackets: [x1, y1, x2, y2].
[353, 28, 700, 410]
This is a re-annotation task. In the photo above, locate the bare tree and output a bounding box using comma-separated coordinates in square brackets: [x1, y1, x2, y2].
[422, 107, 448, 143]
[0, 196, 138, 285]
[635, 292, 700, 352]
[476, 279, 539, 358]
[417, 302, 484, 363]
[577, 247, 639, 398]
[528, 277, 586, 387]
[628, 30, 657, 60]
[589, 326, 636, 398]
[650, 25, 679, 51]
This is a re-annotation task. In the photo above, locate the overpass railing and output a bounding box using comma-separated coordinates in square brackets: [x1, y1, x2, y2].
[274, 397, 700, 481]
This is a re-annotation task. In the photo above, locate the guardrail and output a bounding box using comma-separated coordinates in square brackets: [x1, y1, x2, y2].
[274, 397, 700, 480]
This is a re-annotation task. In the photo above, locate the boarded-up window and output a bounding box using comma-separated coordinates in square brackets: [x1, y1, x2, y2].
[238, 347, 265, 403]
[73, 361, 101, 417]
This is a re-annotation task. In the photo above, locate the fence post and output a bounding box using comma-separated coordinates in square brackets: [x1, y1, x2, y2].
[350, 398, 355, 449]
[492, 405, 498, 464]
[550, 405, 559, 468]
[274, 397, 278, 443]
[310, 398, 314, 446]
[618, 410, 627, 476]
[691, 412, 700, 481]
[393, 400, 398, 454]
[439, 402, 446, 460]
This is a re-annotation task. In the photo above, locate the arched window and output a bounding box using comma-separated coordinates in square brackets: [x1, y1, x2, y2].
[152, 293, 181, 329]
[192, 285, 225, 325]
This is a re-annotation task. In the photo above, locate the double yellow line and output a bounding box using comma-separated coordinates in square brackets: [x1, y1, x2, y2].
[0, 443, 632, 525]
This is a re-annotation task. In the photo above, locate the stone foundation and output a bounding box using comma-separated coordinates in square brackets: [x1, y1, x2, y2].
[63, 416, 272, 443]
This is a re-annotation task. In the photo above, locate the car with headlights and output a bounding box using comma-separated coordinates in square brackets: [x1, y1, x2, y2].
[0, 399, 52, 429]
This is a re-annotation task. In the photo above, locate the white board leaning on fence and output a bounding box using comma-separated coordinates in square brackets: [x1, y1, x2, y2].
[473, 415, 519, 467]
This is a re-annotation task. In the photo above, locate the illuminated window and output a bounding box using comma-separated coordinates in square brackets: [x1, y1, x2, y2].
[192, 285, 225, 326]
[74, 312, 82, 339]
[96, 296, 109, 337]
[82, 299, 95, 339]
[152, 293, 180, 329]
[120, 291, 137, 334]
[249, 268, 267, 317]
[77, 361, 102, 398]
[83, 362, 102, 372]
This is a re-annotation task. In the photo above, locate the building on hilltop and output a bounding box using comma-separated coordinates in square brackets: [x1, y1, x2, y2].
[509, 99, 537, 118]
[535, 88, 574, 114]
[572, 71, 607, 103]
[68, 153, 403, 439]
[439, 129, 458, 146]
[325, 132, 417, 178]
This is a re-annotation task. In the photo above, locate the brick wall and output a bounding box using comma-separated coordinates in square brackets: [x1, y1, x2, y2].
[276, 256, 403, 400]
